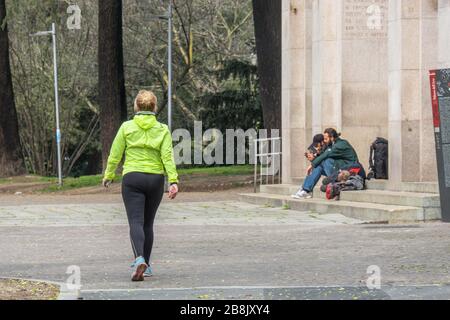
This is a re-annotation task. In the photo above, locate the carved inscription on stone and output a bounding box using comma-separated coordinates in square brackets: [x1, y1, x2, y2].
[343, 0, 388, 39]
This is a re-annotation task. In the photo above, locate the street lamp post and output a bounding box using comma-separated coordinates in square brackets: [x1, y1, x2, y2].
[145, 1, 173, 191]
[167, 0, 173, 132]
[148, 1, 173, 132]
[30, 23, 63, 187]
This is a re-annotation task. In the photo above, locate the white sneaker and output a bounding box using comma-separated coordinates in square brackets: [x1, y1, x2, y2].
[291, 190, 312, 200]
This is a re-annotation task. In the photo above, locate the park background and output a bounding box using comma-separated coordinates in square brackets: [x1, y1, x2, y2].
[0, 0, 281, 187]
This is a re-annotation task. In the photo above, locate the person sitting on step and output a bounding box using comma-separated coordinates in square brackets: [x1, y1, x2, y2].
[305, 134, 326, 160]
[292, 128, 360, 200]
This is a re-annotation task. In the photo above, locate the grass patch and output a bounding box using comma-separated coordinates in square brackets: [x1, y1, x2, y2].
[0, 175, 54, 185]
[0, 178, 10, 185]
[41, 175, 123, 193]
[0, 279, 59, 300]
[31, 165, 254, 193]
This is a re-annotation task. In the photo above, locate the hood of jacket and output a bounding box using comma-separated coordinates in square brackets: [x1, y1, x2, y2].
[133, 114, 158, 131]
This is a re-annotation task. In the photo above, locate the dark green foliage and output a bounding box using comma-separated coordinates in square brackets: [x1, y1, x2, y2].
[199, 58, 262, 131]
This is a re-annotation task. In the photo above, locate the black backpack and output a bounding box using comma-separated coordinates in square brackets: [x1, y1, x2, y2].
[367, 138, 388, 180]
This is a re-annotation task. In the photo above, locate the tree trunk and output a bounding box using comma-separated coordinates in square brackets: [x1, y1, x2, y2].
[98, 0, 127, 171]
[0, 0, 26, 177]
[86, 150, 103, 176]
[252, 0, 282, 132]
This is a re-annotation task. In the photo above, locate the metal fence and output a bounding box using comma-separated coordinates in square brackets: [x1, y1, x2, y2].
[253, 137, 282, 193]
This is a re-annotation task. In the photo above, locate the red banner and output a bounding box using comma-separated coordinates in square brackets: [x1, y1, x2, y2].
[429, 70, 441, 129]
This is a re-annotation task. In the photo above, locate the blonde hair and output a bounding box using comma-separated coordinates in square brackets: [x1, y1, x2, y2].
[134, 90, 158, 113]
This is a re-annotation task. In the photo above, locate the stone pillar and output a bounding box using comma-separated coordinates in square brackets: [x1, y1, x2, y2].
[311, 0, 322, 135]
[388, 0, 439, 183]
[311, 0, 343, 133]
[420, 0, 439, 182]
[282, 0, 313, 182]
[387, 0, 403, 184]
[438, 0, 450, 67]
[341, 0, 389, 169]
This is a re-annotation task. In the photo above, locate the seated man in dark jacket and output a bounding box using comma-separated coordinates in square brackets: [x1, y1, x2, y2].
[292, 128, 360, 199]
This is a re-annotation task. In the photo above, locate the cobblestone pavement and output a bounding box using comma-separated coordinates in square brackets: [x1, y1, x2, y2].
[1, 195, 450, 300]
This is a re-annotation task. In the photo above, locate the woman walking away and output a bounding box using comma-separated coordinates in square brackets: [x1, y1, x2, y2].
[102, 90, 179, 282]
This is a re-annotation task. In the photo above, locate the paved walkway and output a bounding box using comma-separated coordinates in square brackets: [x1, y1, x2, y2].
[0, 201, 361, 227]
[1, 195, 450, 300]
[80, 285, 450, 300]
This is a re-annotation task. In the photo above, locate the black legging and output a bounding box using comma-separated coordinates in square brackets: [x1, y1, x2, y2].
[121, 172, 165, 264]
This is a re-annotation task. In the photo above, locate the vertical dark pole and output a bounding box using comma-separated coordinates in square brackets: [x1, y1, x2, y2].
[429, 69, 450, 222]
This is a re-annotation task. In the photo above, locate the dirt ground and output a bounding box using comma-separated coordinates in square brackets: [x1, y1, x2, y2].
[0, 173, 257, 206]
[0, 174, 255, 196]
[0, 279, 59, 300]
[0, 186, 254, 206]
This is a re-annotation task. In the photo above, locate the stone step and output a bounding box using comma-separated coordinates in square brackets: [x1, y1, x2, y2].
[260, 184, 301, 196]
[291, 177, 305, 186]
[366, 180, 439, 194]
[260, 184, 440, 208]
[291, 177, 439, 194]
[332, 189, 440, 208]
[239, 193, 438, 223]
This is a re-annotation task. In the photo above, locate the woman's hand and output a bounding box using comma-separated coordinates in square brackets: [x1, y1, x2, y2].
[102, 179, 112, 188]
[168, 184, 179, 200]
[306, 165, 313, 176]
[306, 152, 315, 162]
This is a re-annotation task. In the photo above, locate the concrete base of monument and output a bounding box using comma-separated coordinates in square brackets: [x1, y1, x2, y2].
[240, 180, 441, 224]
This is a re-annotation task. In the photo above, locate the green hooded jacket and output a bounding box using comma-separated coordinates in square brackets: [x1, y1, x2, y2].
[103, 114, 179, 184]
[311, 138, 359, 172]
